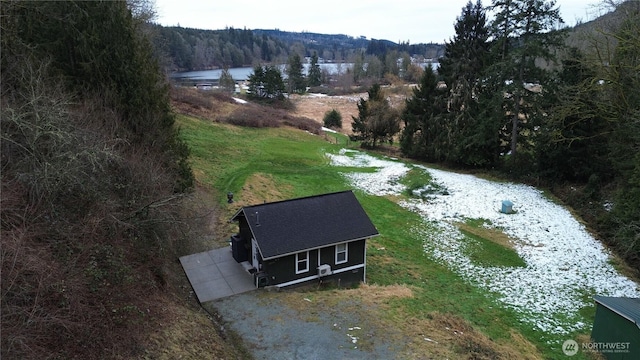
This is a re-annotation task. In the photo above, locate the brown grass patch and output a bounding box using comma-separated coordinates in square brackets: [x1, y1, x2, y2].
[142, 296, 249, 359]
[289, 93, 364, 134]
[289, 91, 407, 136]
[236, 172, 293, 207]
[170, 87, 322, 134]
[456, 221, 519, 250]
[170, 86, 238, 121]
[382, 311, 544, 360]
[276, 283, 413, 313]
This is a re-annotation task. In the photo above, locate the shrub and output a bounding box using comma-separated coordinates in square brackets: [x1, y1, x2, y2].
[323, 109, 343, 129]
[223, 106, 281, 128]
[171, 86, 215, 109]
[221, 104, 319, 133]
[283, 115, 321, 134]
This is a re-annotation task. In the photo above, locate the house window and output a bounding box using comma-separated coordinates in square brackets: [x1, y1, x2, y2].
[296, 251, 309, 274]
[335, 243, 348, 264]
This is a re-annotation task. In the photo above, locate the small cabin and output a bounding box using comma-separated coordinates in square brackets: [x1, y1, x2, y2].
[229, 190, 379, 288]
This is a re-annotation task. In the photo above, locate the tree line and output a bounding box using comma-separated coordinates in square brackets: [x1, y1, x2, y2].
[152, 24, 445, 80]
[350, 0, 640, 269]
[153, 25, 291, 70]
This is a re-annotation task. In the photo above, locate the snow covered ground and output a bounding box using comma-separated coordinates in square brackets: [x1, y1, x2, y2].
[327, 149, 640, 335]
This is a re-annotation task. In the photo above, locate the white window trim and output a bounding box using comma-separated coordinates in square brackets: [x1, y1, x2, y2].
[335, 243, 348, 264]
[295, 251, 309, 274]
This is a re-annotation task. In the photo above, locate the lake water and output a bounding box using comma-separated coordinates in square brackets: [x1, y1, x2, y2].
[170, 63, 352, 82]
[170, 62, 439, 82]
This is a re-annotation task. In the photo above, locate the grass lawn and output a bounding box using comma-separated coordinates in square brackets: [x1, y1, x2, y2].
[178, 114, 596, 359]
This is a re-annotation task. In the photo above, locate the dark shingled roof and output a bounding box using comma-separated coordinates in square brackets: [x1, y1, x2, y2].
[230, 190, 379, 260]
[594, 296, 640, 326]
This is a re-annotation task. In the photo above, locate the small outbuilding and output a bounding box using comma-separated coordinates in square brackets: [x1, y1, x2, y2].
[591, 296, 640, 359]
[229, 190, 379, 288]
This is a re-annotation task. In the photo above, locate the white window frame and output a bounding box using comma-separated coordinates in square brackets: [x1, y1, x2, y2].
[295, 251, 309, 274]
[335, 243, 348, 264]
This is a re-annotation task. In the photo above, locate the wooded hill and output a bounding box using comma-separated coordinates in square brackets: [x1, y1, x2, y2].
[152, 25, 445, 72]
[1, 1, 241, 358]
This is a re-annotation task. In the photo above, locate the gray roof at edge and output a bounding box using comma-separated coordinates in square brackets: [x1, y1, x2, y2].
[230, 190, 379, 259]
[594, 296, 640, 326]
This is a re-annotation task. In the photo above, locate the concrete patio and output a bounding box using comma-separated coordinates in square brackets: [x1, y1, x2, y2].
[179, 247, 255, 302]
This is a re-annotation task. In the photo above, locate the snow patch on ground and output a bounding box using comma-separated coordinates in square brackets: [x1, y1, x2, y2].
[233, 97, 247, 104]
[327, 149, 640, 335]
[327, 149, 409, 196]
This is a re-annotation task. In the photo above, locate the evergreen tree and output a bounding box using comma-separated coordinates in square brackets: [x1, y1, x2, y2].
[438, 0, 493, 166]
[323, 109, 343, 129]
[399, 65, 447, 160]
[219, 67, 236, 93]
[308, 52, 322, 87]
[247, 65, 266, 97]
[247, 65, 285, 100]
[351, 84, 400, 148]
[286, 53, 306, 94]
[264, 65, 286, 99]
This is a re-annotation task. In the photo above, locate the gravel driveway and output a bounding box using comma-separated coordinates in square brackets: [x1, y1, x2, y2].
[203, 289, 403, 360]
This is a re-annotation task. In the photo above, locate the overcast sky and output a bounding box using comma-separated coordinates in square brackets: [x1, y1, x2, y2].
[154, 0, 606, 44]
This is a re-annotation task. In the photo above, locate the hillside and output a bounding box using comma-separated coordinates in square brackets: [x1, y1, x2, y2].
[152, 25, 445, 72]
[171, 89, 638, 359]
[155, 3, 636, 74]
[565, 0, 640, 54]
[0, 2, 247, 358]
[252, 29, 446, 58]
[2, 1, 638, 358]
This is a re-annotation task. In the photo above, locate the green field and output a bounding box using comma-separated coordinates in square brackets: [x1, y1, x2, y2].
[178, 114, 595, 359]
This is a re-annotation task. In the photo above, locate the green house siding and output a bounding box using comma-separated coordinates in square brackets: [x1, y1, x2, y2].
[259, 241, 367, 288]
[344, 240, 365, 266]
[317, 240, 366, 270]
[319, 246, 334, 266]
[591, 297, 640, 360]
[262, 249, 317, 285]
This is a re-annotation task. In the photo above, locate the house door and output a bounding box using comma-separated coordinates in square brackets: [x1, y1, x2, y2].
[251, 238, 260, 271]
